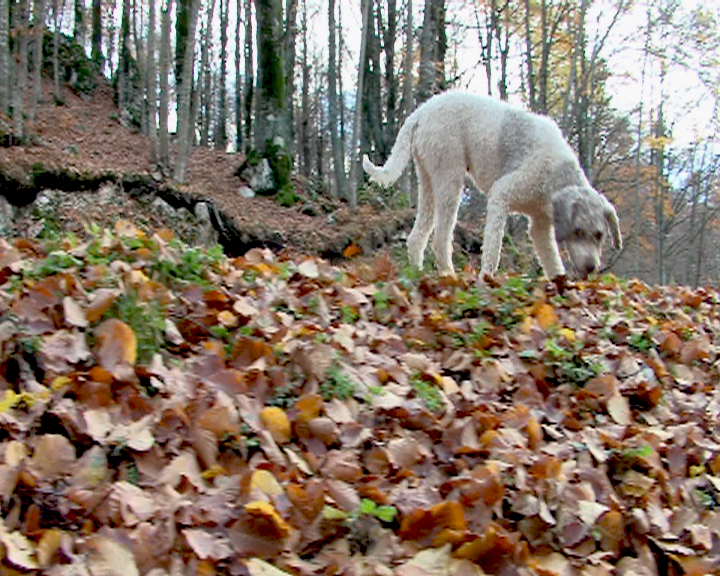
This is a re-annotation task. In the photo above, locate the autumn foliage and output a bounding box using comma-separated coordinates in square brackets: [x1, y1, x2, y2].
[0, 222, 717, 575]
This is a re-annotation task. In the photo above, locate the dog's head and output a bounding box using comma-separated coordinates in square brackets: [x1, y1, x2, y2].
[553, 187, 622, 279]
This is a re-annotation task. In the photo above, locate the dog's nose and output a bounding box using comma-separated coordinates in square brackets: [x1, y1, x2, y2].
[580, 261, 597, 278]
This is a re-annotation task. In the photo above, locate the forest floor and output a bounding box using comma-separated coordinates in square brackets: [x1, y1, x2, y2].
[0, 77, 493, 270]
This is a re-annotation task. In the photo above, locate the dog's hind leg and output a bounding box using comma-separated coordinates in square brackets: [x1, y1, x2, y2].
[431, 179, 464, 275]
[406, 161, 435, 270]
[528, 214, 565, 279]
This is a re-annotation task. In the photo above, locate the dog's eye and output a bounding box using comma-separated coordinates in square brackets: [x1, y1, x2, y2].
[574, 228, 585, 239]
[594, 231, 603, 242]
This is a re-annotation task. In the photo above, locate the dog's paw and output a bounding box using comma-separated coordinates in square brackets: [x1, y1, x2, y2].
[547, 274, 571, 296]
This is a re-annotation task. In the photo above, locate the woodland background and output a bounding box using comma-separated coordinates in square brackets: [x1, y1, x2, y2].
[0, 0, 719, 286]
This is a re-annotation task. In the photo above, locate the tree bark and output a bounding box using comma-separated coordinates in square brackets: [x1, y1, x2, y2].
[283, 0, 296, 151]
[299, 0, 310, 176]
[417, 0, 444, 104]
[52, 0, 61, 101]
[92, 0, 102, 65]
[74, 0, 85, 46]
[173, 0, 200, 182]
[198, 0, 217, 146]
[235, 0, 243, 152]
[31, 0, 46, 121]
[14, 0, 29, 138]
[244, 0, 253, 149]
[146, 0, 157, 162]
[216, 0, 229, 148]
[0, 0, 8, 114]
[399, 0, 414, 203]
[348, 0, 371, 208]
[158, 0, 174, 168]
[327, 0, 347, 200]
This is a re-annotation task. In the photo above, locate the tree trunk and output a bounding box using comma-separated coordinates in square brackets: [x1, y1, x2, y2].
[235, 0, 243, 152]
[14, 0, 29, 138]
[216, 0, 229, 148]
[91, 0, 102, 65]
[158, 0, 174, 168]
[244, 0, 253, 149]
[254, 0, 287, 147]
[52, 0, 61, 101]
[173, 0, 200, 182]
[299, 0, 310, 177]
[146, 0, 157, 162]
[417, 0, 444, 104]
[362, 1, 382, 158]
[132, 0, 146, 132]
[327, 0, 346, 200]
[399, 0, 413, 204]
[523, 0, 535, 110]
[175, 0, 190, 116]
[31, 0, 46, 121]
[197, 0, 217, 146]
[0, 0, 8, 114]
[384, 0, 398, 155]
[117, 0, 131, 114]
[283, 0, 296, 152]
[348, 0, 371, 208]
[74, 0, 85, 46]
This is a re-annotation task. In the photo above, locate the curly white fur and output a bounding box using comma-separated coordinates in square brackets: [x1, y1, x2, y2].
[363, 91, 622, 279]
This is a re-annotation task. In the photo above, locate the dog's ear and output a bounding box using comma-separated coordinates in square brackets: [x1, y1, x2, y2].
[552, 189, 578, 244]
[602, 197, 622, 250]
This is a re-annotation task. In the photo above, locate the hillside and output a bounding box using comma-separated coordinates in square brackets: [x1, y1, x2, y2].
[0, 80, 719, 576]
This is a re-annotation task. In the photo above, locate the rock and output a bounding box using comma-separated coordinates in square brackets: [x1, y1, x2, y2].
[0, 196, 15, 236]
[238, 186, 255, 199]
[245, 158, 275, 195]
[150, 197, 176, 220]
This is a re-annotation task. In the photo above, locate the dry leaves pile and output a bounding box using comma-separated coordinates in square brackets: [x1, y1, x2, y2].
[0, 221, 718, 576]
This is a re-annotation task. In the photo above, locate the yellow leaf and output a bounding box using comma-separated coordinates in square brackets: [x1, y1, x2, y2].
[217, 310, 238, 328]
[559, 328, 575, 342]
[250, 469, 284, 497]
[260, 407, 291, 444]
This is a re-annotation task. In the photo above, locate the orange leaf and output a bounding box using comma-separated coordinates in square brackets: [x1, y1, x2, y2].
[343, 242, 362, 259]
[95, 318, 137, 369]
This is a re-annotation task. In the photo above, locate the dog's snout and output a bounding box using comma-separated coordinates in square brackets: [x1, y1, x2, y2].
[580, 260, 597, 278]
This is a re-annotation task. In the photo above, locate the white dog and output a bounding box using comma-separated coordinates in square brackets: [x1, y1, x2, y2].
[362, 91, 622, 280]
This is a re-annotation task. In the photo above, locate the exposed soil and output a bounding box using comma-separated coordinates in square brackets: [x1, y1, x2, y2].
[0, 77, 490, 267]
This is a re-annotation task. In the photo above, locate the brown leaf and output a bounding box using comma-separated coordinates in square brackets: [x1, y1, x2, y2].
[29, 434, 76, 481]
[183, 529, 233, 560]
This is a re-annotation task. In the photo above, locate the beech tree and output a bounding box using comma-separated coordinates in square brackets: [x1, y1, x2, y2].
[0, 0, 7, 114]
[14, 0, 29, 137]
[31, 0, 46, 120]
[158, 0, 174, 168]
[146, 0, 157, 161]
[327, 0, 346, 200]
[254, 0, 292, 190]
[92, 0, 102, 64]
[173, 0, 200, 182]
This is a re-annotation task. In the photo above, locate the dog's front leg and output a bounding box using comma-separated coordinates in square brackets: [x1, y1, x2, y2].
[480, 197, 509, 277]
[529, 215, 566, 280]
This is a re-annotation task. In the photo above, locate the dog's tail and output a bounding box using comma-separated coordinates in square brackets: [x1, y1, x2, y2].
[362, 112, 417, 187]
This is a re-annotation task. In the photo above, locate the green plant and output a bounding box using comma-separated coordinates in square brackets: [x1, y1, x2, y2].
[108, 292, 166, 364]
[321, 365, 357, 400]
[628, 331, 656, 353]
[322, 498, 399, 524]
[411, 375, 443, 413]
[31, 251, 83, 278]
[541, 336, 603, 386]
[450, 287, 487, 319]
[341, 305, 359, 324]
